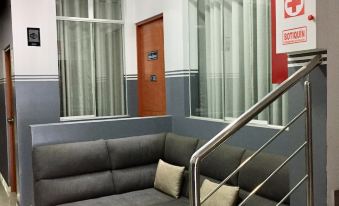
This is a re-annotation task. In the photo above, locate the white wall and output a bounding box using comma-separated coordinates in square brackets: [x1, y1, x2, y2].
[327, 0, 339, 205]
[10, 0, 59, 76]
[124, 0, 189, 74]
[9, 0, 189, 76]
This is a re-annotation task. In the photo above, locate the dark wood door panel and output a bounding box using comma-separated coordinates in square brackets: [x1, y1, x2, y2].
[137, 15, 166, 116]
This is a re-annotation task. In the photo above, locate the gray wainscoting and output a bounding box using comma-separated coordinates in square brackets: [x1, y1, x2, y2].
[31, 116, 172, 146]
[14, 80, 60, 206]
[166, 74, 190, 117]
[126, 78, 138, 117]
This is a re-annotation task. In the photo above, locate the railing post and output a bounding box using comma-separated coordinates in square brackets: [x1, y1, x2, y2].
[189, 155, 201, 206]
[305, 81, 314, 206]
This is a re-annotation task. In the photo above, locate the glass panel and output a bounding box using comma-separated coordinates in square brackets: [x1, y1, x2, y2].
[94, 23, 125, 116]
[57, 21, 94, 117]
[189, 0, 286, 125]
[56, 0, 89, 18]
[94, 0, 122, 20]
[189, 0, 225, 119]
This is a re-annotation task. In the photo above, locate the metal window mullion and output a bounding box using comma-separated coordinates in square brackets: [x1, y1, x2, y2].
[88, 0, 94, 19]
[90, 22, 97, 116]
[121, 0, 126, 22]
[121, 24, 128, 115]
[56, 16, 124, 24]
[59, 20, 70, 117]
[221, 0, 226, 121]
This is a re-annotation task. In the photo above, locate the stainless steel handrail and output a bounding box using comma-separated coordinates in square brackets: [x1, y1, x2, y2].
[189, 54, 322, 206]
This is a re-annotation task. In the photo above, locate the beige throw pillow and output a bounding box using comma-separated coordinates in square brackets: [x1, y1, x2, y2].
[200, 179, 239, 206]
[154, 159, 185, 198]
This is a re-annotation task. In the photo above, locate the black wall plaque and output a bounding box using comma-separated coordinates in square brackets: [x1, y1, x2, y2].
[27, 28, 41, 47]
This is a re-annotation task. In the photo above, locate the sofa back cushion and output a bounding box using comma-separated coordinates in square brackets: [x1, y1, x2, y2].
[196, 140, 245, 186]
[33, 139, 111, 180]
[107, 133, 166, 169]
[164, 133, 199, 169]
[32, 140, 114, 206]
[112, 164, 158, 194]
[180, 170, 191, 198]
[35, 171, 114, 206]
[238, 151, 290, 204]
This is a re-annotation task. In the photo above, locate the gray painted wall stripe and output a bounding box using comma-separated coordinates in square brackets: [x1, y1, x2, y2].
[0, 77, 60, 84]
[125, 70, 199, 80]
[31, 116, 172, 146]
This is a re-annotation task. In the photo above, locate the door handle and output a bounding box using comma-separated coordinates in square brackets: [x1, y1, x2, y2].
[7, 118, 14, 123]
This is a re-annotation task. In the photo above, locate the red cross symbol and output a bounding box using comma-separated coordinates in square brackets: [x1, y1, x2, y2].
[288, 0, 301, 13]
[284, 0, 305, 18]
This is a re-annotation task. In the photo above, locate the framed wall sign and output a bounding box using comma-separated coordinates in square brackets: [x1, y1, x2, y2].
[27, 28, 41, 47]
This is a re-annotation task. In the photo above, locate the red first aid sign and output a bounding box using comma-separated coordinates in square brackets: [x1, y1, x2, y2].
[282, 27, 307, 45]
[284, 0, 305, 18]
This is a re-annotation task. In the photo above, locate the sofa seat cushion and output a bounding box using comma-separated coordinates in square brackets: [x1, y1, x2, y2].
[57, 188, 176, 206]
[149, 197, 189, 206]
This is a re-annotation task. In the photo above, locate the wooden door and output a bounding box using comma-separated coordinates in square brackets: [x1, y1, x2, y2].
[4, 48, 16, 192]
[137, 15, 166, 116]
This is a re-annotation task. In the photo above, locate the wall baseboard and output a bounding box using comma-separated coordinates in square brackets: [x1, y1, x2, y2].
[0, 172, 11, 196]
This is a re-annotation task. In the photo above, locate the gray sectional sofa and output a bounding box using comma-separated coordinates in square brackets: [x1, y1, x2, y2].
[32, 133, 290, 206]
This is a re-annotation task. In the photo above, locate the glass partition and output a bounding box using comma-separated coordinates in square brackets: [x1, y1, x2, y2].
[189, 0, 288, 126]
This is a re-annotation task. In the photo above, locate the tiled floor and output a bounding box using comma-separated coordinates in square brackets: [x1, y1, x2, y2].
[0, 184, 16, 206]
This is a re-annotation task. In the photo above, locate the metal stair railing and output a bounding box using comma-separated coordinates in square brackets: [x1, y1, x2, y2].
[189, 54, 323, 206]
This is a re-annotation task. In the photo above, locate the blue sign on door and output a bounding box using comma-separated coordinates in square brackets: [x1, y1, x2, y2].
[147, 51, 158, 61]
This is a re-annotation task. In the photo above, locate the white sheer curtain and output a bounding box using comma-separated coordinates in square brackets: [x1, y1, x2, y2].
[56, 0, 88, 18]
[58, 21, 94, 117]
[57, 0, 125, 117]
[198, 0, 224, 119]
[94, 24, 125, 116]
[193, 0, 288, 125]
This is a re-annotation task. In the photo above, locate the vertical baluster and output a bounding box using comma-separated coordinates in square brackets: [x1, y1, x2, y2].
[305, 81, 314, 206]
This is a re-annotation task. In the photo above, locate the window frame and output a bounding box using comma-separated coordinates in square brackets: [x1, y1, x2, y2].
[56, 0, 129, 121]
